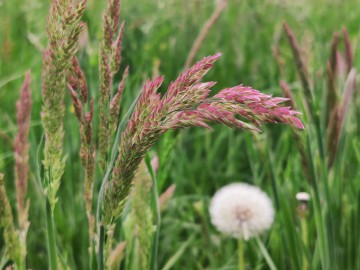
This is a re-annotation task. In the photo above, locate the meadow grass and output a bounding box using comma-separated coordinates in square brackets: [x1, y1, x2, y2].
[1, 0, 360, 269]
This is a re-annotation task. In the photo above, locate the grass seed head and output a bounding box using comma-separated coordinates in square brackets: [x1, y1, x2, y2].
[103, 53, 303, 223]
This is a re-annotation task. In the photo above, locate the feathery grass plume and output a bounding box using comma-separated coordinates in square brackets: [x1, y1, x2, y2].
[98, 0, 126, 170]
[67, 56, 95, 255]
[123, 161, 154, 270]
[42, 0, 87, 209]
[103, 53, 303, 223]
[0, 174, 22, 269]
[14, 71, 32, 263]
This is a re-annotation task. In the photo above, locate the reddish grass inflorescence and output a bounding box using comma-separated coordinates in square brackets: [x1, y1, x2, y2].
[103, 53, 304, 222]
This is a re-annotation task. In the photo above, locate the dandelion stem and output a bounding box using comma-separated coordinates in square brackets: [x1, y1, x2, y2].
[255, 236, 277, 270]
[46, 198, 58, 270]
[300, 218, 308, 270]
[238, 238, 244, 270]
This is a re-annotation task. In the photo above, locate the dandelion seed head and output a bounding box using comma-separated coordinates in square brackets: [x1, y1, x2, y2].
[296, 192, 310, 218]
[209, 183, 274, 240]
[296, 192, 310, 202]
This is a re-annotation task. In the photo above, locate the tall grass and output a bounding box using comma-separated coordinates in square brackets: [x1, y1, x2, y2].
[1, 0, 359, 269]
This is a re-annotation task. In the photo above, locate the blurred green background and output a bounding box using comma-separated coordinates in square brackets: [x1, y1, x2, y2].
[1, 0, 360, 269]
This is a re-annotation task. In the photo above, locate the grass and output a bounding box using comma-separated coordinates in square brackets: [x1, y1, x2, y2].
[1, 0, 360, 269]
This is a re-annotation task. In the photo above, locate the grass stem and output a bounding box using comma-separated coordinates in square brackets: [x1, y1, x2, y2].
[146, 154, 161, 270]
[98, 225, 105, 270]
[301, 219, 308, 270]
[255, 236, 277, 270]
[46, 198, 58, 270]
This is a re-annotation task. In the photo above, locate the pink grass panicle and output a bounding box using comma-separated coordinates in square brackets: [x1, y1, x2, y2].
[103, 53, 304, 222]
[98, 0, 127, 170]
[15, 72, 32, 215]
[14, 72, 32, 262]
[67, 56, 96, 254]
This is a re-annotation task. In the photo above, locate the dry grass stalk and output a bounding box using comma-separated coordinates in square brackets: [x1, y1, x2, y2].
[184, 0, 228, 69]
[283, 22, 313, 114]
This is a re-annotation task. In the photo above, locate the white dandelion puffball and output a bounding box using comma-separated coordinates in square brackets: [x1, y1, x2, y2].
[209, 183, 275, 240]
[296, 192, 310, 202]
